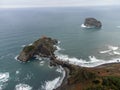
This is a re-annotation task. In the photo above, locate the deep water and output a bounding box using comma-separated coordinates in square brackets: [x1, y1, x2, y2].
[0, 6, 120, 90]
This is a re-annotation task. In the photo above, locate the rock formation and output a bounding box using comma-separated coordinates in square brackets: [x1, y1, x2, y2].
[18, 36, 120, 90]
[84, 18, 102, 28]
[17, 36, 58, 62]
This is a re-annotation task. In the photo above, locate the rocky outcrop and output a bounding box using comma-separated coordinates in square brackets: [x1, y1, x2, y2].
[84, 18, 102, 28]
[17, 36, 58, 62]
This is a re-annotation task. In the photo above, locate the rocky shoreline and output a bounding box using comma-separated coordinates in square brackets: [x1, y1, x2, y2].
[18, 36, 120, 90]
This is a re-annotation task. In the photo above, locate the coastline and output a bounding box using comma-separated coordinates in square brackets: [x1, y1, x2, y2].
[55, 67, 69, 90]
[54, 62, 120, 90]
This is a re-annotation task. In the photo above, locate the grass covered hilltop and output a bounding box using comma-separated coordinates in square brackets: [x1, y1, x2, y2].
[18, 36, 120, 90]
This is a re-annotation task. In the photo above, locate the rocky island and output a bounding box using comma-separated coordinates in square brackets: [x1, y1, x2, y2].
[83, 18, 102, 28]
[18, 36, 120, 90]
[17, 36, 57, 61]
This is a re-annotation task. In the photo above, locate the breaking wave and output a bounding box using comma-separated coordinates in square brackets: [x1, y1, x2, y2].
[0, 72, 9, 90]
[81, 24, 87, 28]
[55, 45, 120, 67]
[99, 45, 120, 55]
[42, 66, 65, 90]
[15, 83, 32, 90]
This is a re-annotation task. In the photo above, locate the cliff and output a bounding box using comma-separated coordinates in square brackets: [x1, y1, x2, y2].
[17, 36, 57, 61]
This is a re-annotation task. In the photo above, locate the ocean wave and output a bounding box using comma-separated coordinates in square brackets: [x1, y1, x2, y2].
[56, 52, 120, 67]
[15, 55, 19, 61]
[0, 72, 9, 90]
[41, 77, 60, 90]
[41, 66, 65, 90]
[39, 61, 45, 66]
[108, 45, 118, 50]
[16, 70, 20, 74]
[55, 45, 120, 67]
[81, 24, 87, 28]
[99, 45, 119, 55]
[42, 66, 65, 90]
[21, 45, 26, 47]
[15, 83, 32, 90]
[99, 50, 111, 54]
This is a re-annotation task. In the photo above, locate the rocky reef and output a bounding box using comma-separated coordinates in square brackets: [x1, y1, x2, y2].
[17, 36, 57, 61]
[84, 18, 102, 28]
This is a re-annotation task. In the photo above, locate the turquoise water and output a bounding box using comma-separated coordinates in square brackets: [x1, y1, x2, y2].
[0, 6, 120, 90]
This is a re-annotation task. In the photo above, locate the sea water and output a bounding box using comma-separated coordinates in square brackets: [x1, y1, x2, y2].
[0, 6, 120, 90]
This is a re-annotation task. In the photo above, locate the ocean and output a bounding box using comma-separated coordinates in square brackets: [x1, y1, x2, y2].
[0, 6, 120, 90]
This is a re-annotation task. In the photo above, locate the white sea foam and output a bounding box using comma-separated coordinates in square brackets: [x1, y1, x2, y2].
[0, 72, 9, 90]
[42, 66, 65, 90]
[16, 71, 20, 74]
[108, 45, 118, 51]
[48, 65, 53, 69]
[28, 43, 33, 46]
[56, 53, 120, 67]
[81, 24, 87, 28]
[113, 51, 120, 55]
[39, 61, 45, 66]
[21, 45, 26, 47]
[99, 50, 111, 54]
[41, 77, 60, 90]
[15, 55, 19, 61]
[55, 45, 120, 67]
[15, 84, 32, 90]
[100, 45, 119, 55]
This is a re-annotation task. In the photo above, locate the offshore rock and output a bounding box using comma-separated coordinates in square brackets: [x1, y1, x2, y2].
[84, 18, 102, 28]
[17, 36, 58, 62]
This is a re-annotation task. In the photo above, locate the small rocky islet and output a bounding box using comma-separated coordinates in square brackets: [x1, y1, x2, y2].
[83, 17, 102, 28]
[18, 20, 120, 90]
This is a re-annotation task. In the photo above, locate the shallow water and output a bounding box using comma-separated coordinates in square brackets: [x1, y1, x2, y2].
[0, 6, 120, 90]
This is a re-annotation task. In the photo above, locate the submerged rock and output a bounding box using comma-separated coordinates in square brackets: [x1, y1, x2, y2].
[17, 36, 58, 62]
[84, 18, 102, 28]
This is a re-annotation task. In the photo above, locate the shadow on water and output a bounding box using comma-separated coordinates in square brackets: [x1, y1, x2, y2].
[81, 27, 102, 33]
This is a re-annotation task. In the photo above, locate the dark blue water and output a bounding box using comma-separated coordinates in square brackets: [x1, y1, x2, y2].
[0, 6, 120, 90]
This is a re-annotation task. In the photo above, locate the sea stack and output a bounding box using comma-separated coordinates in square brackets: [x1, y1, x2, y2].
[84, 18, 102, 28]
[17, 36, 58, 62]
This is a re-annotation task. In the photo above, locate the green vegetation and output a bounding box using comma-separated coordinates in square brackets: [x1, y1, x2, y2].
[102, 76, 120, 90]
[69, 68, 96, 84]
[23, 45, 35, 53]
[85, 76, 120, 90]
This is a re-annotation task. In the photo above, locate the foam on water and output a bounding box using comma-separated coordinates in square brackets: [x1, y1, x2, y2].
[39, 61, 45, 66]
[55, 45, 120, 67]
[15, 84, 32, 90]
[28, 43, 33, 46]
[100, 45, 119, 55]
[15, 55, 19, 61]
[16, 70, 20, 74]
[0, 72, 9, 90]
[21, 45, 26, 47]
[56, 53, 120, 67]
[99, 50, 111, 54]
[113, 51, 120, 55]
[42, 66, 65, 90]
[81, 24, 87, 28]
[41, 77, 60, 90]
[108, 45, 118, 50]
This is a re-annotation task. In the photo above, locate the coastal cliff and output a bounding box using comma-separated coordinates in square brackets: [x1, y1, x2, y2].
[18, 36, 120, 90]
